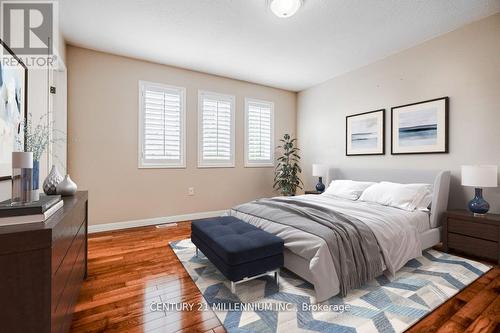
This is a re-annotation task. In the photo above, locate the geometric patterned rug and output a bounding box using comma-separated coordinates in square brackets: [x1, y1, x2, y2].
[170, 239, 491, 333]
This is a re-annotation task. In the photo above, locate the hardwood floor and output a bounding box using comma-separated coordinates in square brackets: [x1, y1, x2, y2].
[70, 222, 223, 333]
[407, 268, 499, 333]
[71, 222, 499, 333]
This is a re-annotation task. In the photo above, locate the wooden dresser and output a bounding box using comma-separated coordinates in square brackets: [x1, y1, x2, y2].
[443, 210, 500, 264]
[0, 191, 88, 333]
[304, 190, 322, 195]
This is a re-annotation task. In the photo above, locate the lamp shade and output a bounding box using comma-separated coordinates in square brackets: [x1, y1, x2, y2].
[312, 164, 327, 177]
[461, 165, 498, 188]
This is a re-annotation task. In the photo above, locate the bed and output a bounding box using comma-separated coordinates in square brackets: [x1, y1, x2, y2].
[229, 168, 450, 302]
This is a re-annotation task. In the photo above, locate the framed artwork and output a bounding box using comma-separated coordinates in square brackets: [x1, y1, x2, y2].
[346, 109, 385, 156]
[391, 97, 449, 155]
[0, 39, 28, 181]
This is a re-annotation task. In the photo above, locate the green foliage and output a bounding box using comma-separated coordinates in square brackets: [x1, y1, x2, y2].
[273, 133, 303, 196]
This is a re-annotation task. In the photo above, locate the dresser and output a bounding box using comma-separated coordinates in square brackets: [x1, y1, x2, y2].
[443, 210, 500, 264]
[0, 191, 88, 333]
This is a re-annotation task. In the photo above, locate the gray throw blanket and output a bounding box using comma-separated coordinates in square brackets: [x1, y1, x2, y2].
[232, 197, 383, 296]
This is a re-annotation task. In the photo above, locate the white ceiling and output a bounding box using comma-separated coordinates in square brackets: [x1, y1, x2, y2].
[60, 0, 500, 92]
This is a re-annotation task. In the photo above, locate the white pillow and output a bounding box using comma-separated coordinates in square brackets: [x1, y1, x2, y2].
[415, 186, 433, 211]
[323, 180, 376, 200]
[359, 182, 432, 211]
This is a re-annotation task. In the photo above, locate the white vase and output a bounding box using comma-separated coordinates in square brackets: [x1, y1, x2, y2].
[56, 175, 77, 196]
[43, 165, 63, 195]
[11, 152, 33, 204]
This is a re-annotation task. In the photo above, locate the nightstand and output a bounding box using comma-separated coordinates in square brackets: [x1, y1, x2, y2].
[443, 210, 500, 264]
[305, 190, 322, 195]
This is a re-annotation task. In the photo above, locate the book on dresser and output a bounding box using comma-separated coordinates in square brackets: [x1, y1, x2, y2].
[0, 195, 64, 226]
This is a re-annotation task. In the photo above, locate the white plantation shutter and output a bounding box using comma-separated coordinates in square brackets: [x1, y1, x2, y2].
[198, 91, 235, 167]
[139, 81, 186, 168]
[245, 98, 274, 167]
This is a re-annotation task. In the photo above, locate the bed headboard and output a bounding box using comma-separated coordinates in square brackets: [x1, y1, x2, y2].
[329, 168, 451, 228]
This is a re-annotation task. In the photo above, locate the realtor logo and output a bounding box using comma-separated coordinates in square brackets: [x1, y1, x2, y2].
[1, 1, 56, 55]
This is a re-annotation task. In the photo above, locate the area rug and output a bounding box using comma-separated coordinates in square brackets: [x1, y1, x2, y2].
[170, 239, 490, 333]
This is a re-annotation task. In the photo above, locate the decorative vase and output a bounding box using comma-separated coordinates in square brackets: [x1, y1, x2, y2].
[43, 165, 63, 195]
[468, 188, 490, 216]
[315, 177, 325, 192]
[11, 152, 33, 204]
[32, 160, 40, 201]
[56, 175, 77, 196]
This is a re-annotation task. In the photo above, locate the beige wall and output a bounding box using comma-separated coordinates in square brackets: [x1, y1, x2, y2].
[67, 46, 297, 225]
[298, 13, 500, 213]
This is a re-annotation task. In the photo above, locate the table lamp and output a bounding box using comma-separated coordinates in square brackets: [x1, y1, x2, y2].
[312, 164, 327, 193]
[461, 165, 498, 216]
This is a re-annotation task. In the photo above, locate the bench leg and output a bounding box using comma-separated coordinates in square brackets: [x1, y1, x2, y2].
[229, 269, 279, 294]
[231, 281, 236, 294]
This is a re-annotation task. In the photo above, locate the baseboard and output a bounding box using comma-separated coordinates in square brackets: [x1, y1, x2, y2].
[88, 210, 228, 233]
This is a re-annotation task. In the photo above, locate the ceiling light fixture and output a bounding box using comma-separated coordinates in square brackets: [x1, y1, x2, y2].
[269, 0, 303, 18]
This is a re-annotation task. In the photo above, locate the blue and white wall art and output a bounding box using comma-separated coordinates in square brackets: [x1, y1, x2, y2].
[392, 97, 448, 154]
[346, 109, 385, 156]
[0, 41, 27, 180]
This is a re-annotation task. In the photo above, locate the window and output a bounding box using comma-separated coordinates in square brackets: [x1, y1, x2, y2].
[198, 91, 235, 167]
[245, 98, 274, 167]
[139, 81, 186, 168]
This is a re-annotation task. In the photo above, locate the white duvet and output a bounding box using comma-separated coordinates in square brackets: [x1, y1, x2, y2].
[230, 194, 429, 302]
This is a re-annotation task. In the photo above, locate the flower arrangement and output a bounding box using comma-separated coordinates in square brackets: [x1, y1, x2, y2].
[16, 113, 65, 191]
[20, 114, 50, 161]
[17, 113, 65, 160]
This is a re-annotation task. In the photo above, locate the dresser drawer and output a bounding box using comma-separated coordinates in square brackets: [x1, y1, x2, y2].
[52, 224, 86, 333]
[448, 233, 498, 260]
[52, 200, 86, 275]
[52, 220, 85, 316]
[448, 218, 498, 241]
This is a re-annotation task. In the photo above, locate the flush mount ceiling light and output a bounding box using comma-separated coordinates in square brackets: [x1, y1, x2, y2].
[269, 0, 303, 18]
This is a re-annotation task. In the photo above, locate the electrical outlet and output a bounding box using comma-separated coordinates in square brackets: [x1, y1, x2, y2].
[188, 187, 195, 196]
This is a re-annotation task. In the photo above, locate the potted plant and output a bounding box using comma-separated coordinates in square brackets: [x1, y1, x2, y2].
[273, 133, 303, 196]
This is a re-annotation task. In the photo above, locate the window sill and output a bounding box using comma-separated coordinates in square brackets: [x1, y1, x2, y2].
[197, 163, 235, 168]
[244, 163, 274, 168]
[138, 164, 186, 169]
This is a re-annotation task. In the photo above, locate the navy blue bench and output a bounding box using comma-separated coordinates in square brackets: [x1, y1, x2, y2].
[191, 216, 284, 293]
